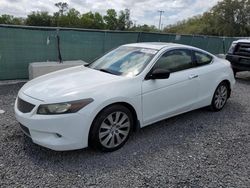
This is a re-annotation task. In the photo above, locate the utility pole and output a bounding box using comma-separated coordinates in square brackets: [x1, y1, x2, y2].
[158, 10, 164, 31]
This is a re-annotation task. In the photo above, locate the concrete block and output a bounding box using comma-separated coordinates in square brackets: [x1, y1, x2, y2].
[29, 60, 88, 79]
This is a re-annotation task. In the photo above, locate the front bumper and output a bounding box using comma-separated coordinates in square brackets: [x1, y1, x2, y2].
[226, 54, 250, 71]
[14, 92, 92, 151]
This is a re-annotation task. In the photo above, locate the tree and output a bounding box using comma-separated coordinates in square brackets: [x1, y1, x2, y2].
[93, 12, 105, 29]
[53, 2, 69, 27]
[104, 9, 118, 30]
[164, 0, 250, 36]
[78, 12, 104, 29]
[211, 0, 250, 36]
[64, 8, 81, 27]
[0, 14, 23, 25]
[117, 9, 132, 30]
[124, 9, 132, 29]
[0, 14, 13, 24]
[199, 12, 217, 35]
[80, 12, 95, 28]
[26, 11, 52, 26]
[55, 2, 69, 16]
[117, 10, 126, 30]
[132, 24, 158, 32]
[12, 17, 24, 25]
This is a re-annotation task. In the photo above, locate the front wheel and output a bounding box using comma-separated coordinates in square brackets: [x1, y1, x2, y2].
[210, 82, 230, 111]
[89, 105, 133, 152]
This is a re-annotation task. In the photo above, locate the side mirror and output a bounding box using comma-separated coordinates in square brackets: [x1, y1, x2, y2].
[146, 68, 170, 80]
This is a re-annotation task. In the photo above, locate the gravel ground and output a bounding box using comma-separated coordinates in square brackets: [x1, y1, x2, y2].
[0, 73, 249, 188]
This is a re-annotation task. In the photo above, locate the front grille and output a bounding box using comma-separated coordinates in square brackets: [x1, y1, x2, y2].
[17, 97, 35, 113]
[19, 124, 31, 136]
[235, 43, 250, 56]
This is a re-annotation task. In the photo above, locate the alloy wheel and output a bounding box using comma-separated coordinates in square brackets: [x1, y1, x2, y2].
[99, 111, 131, 148]
[214, 85, 228, 109]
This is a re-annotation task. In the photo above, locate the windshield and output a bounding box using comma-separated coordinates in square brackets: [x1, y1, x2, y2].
[89, 46, 158, 77]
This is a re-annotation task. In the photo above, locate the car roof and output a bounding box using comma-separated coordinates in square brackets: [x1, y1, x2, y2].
[123, 42, 190, 50]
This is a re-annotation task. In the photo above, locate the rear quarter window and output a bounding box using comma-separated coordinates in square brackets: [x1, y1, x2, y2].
[194, 51, 213, 66]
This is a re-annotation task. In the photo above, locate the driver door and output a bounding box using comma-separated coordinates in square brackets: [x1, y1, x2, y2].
[142, 49, 199, 126]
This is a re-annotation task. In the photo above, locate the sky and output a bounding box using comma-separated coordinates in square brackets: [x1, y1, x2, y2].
[0, 0, 220, 27]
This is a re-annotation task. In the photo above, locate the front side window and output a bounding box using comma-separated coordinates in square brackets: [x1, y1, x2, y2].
[89, 46, 158, 77]
[194, 51, 213, 66]
[153, 49, 193, 72]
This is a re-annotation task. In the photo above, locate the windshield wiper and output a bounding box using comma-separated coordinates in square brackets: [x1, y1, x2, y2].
[84, 63, 90, 67]
[98, 69, 117, 75]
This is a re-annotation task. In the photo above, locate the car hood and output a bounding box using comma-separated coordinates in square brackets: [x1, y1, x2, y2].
[21, 66, 126, 102]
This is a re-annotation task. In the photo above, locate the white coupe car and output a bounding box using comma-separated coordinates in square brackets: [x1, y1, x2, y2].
[15, 43, 235, 151]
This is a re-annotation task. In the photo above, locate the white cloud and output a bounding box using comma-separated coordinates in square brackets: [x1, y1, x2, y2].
[0, 0, 220, 26]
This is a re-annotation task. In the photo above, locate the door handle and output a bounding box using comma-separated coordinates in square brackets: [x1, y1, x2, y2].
[189, 74, 199, 79]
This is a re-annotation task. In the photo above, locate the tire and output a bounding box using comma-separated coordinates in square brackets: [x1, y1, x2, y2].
[210, 82, 230, 112]
[89, 104, 133, 152]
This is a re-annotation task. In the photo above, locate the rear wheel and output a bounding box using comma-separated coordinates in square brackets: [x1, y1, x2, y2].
[210, 82, 229, 111]
[89, 105, 133, 152]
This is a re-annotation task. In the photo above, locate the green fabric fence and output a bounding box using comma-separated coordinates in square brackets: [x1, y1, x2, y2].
[0, 25, 239, 80]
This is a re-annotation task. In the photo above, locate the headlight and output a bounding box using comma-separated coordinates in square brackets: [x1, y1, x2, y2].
[37, 98, 94, 115]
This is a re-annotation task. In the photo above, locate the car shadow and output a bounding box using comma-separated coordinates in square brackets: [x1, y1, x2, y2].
[235, 72, 250, 84]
